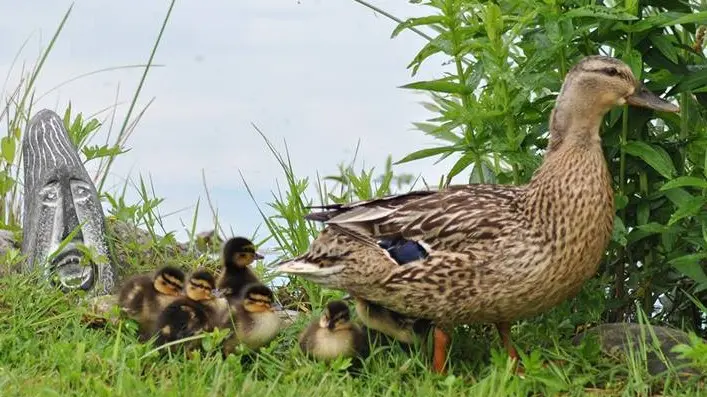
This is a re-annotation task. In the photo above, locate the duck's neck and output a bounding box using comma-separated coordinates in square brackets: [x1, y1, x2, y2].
[526, 94, 613, 202]
[546, 93, 607, 153]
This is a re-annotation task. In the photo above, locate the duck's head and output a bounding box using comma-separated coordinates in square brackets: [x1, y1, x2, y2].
[153, 266, 186, 296]
[549, 56, 679, 150]
[559, 56, 679, 115]
[242, 283, 274, 313]
[186, 269, 216, 301]
[319, 300, 352, 332]
[222, 237, 264, 269]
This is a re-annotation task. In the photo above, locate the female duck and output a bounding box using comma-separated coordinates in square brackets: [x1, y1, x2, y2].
[277, 56, 679, 373]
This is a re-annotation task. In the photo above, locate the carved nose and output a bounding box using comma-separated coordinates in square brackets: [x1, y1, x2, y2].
[60, 183, 84, 242]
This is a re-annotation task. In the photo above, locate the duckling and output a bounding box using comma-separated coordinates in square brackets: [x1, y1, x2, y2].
[154, 270, 219, 348]
[216, 237, 264, 302]
[118, 266, 185, 340]
[299, 300, 368, 364]
[222, 283, 282, 355]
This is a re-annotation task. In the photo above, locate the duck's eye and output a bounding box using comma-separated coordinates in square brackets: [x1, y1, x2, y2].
[604, 67, 619, 77]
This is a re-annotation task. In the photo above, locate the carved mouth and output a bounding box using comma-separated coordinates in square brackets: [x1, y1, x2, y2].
[51, 249, 96, 291]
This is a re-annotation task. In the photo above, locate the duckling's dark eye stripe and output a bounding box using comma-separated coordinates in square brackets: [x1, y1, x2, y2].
[333, 313, 349, 321]
[191, 281, 212, 289]
[163, 275, 183, 288]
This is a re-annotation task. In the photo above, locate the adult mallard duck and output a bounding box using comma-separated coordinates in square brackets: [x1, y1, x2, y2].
[276, 56, 679, 373]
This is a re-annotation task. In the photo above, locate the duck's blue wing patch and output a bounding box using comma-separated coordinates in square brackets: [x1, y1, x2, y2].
[378, 239, 429, 265]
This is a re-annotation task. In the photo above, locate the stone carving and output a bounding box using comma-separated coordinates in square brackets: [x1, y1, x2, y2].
[573, 323, 703, 377]
[21, 109, 115, 295]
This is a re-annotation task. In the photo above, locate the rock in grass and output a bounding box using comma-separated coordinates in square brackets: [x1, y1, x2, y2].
[573, 323, 703, 377]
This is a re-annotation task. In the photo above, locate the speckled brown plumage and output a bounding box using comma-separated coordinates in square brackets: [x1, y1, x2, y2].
[277, 56, 679, 360]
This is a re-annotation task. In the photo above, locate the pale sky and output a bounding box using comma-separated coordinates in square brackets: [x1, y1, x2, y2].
[1, 0, 456, 249]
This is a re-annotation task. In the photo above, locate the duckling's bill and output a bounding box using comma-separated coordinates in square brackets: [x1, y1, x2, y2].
[626, 85, 679, 113]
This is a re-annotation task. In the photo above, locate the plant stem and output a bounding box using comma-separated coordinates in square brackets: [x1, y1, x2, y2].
[449, 7, 484, 184]
[615, 29, 634, 320]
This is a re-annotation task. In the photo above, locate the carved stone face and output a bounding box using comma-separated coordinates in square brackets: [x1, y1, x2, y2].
[21, 109, 115, 295]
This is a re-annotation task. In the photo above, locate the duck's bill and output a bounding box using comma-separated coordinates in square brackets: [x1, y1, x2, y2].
[626, 86, 679, 113]
[255, 252, 265, 260]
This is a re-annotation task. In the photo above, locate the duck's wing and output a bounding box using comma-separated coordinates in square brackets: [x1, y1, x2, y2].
[310, 184, 524, 251]
[305, 190, 438, 223]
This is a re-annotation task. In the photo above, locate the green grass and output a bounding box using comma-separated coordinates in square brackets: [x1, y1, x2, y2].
[0, 272, 705, 396]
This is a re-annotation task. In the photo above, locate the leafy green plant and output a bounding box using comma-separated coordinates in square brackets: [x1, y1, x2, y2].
[377, 0, 707, 334]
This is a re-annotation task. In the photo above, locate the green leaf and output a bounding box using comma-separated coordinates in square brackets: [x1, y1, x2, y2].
[447, 153, 476, 182]
[614, 194, 629, 210]
[663, 188, 693, 208]
[483, 3, 503, 44]
[624, 141, 676, 179]
[665, 11, 707, 27]
[391, 15, 446, 38]
[412, 122, 460, 144]
[668, 195, 706, 225]
[621, 12, 689, 32]
[395, 146, 455, 164]
[623, 49, 643, 79]
[612, 216, 627, 247]
[661, 176, 707, 191]
[638, 223, 669, 234]
[400, 80, 468, 94]
[563, 5, 638, 21]
[1, 136, 16, 164]
[668, 254, 707, 287]
[649, 34, 678, 64]
[628, 222, 667, 244]
[81, 145, 127, 162]
[673, 68, 707, 94]
[0, 169, 16, 195]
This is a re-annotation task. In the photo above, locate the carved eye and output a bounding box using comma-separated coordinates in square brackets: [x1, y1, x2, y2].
[40, 185, 59, 204]
[71, 181, 92, 200]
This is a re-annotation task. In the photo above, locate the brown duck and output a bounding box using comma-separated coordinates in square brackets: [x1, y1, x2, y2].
[276, 56, 680, 373]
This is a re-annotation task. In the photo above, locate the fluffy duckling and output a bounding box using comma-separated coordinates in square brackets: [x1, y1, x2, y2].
[156, 270, 232, 345]
[216, 237, 264, 302]
[299, 300, 368, 364]
[118, 266, 185, 340]
[222, 283, 282, 355]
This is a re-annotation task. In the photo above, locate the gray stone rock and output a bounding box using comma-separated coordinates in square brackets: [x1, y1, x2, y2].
[573, 323, 703, 376]
[0, 229, 18, 256]
[21, 109, 115, 295]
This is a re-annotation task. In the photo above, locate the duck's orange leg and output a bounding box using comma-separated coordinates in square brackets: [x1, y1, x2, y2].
[496, 322, 519, 360]
[432, 327, 450, 374]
